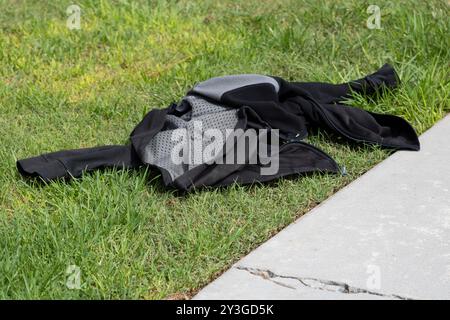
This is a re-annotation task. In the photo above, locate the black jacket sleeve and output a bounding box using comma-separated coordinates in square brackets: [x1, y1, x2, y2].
[289, 63, 399, 104]
[17, 145, 141, 182]
[277, 64, 420, 151]
[16, 107, 169, 182]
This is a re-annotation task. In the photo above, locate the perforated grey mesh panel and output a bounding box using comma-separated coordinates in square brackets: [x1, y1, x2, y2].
[143, 95, 239, 181]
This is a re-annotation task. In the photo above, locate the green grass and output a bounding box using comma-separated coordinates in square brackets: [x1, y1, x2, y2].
[0, 0, 448, 299]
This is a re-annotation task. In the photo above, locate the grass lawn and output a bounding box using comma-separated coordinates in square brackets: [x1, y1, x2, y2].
[0, 0, 448, 299]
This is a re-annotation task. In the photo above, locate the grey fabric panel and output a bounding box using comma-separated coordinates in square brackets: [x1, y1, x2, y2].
[142, 95, 239, 181]
[192, 74, 280, 101]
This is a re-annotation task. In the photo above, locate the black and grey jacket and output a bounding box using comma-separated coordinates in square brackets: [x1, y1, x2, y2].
[17, 64, 420, 191]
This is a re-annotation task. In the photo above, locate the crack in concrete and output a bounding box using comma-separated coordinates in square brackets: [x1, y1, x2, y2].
[236, 266, 414, 300]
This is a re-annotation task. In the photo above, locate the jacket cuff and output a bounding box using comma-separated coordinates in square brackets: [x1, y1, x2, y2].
[364, 63, 399, 92]
[17, 155, 68, 181]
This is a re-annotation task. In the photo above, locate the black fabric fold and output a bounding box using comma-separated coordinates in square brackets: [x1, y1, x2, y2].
[209, 141, 341, 188]
[221, 83, 309, 139]
[130, 108, 169, 160]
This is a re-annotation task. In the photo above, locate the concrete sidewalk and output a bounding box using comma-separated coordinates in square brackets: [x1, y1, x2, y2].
[194, 115, 450, 300]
